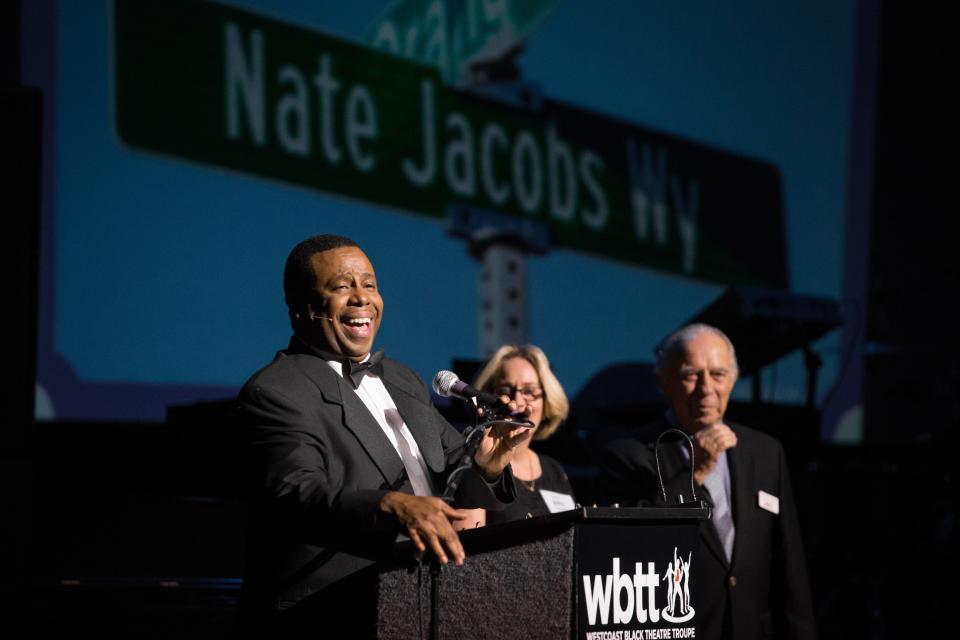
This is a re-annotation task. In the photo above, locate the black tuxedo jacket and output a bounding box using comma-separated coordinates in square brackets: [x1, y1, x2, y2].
[236, 338, 510, 622]
[600, 417, 816, 640]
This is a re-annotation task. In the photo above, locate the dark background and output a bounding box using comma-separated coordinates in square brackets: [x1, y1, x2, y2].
[2, 0, 955, 637]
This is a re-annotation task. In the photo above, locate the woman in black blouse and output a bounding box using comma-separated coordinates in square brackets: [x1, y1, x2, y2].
[456, 344, 576, 528]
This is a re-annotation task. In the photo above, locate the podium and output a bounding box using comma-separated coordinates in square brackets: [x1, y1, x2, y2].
[376, 506, 707, 640]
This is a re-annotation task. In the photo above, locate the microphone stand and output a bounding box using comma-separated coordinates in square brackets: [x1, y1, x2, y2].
[654, 428, 704, 507]
[440, 400, 528, 504]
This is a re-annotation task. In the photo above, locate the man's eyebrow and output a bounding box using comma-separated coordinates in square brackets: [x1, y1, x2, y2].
[329, 271, 375, 280]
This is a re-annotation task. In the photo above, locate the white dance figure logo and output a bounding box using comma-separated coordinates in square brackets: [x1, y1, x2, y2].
[661, 546, 694, 623]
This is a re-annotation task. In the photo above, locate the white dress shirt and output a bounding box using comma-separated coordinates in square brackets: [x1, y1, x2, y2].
[325, 357, 435, 496]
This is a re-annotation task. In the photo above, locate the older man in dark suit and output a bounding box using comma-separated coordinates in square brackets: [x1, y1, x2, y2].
[237, 234, 527, 634]
[599, 324, 817, 640]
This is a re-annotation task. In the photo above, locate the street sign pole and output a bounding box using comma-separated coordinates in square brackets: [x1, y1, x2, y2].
[478, 243, 527, 356]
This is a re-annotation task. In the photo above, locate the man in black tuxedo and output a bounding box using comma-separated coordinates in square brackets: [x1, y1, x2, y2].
[236, 234, 527, 634]
[599, 324, 816, 640]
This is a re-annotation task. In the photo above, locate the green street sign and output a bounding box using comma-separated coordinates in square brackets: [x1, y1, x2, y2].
[365, 0, 561, 84]
[113, 0, 787, 288]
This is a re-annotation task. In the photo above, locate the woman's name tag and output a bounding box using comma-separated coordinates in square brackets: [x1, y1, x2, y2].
[540, 489, 576, 513]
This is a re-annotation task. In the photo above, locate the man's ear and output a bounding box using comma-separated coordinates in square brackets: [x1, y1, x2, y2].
[655, 372, 670, 397]
[298, 300, 319, 321]
[290, 304, 310, 331]
[290, 304, 306, 321]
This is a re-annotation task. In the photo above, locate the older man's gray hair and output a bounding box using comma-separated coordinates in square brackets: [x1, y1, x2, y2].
[654, 323, 739, 378]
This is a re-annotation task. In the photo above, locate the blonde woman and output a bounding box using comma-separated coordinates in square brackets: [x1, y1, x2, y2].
[456, 345, 575, 528]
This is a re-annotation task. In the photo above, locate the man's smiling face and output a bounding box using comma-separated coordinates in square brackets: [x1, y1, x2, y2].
[305, 246, 383, 361]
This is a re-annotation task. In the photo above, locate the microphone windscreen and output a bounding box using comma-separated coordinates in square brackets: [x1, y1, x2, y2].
[432, 370, 459, 397]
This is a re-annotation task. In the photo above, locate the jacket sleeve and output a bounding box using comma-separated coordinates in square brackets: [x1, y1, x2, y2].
[238, 382, 399, 557]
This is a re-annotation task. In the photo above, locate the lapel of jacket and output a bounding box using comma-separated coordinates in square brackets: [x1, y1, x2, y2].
[380, 362, 445, 474]
[291, 342, 407, 490]
[726, 422, 752, 568]
[698, 462, 729, 567]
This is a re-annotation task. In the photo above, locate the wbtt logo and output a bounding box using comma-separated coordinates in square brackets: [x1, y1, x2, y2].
[582, 547, 694, 626]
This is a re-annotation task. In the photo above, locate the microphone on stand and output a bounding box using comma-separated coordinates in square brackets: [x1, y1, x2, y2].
[433, 370, 530, 504]
[432, 370, 502, 407]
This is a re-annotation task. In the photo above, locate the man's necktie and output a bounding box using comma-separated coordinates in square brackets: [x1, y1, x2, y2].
[345, 349, 385, 389]
[384, 408, 431, 496]
[703, 464, 735, 563]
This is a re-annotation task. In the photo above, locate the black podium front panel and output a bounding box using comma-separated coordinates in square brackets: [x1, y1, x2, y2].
[575, 512, 701, 640]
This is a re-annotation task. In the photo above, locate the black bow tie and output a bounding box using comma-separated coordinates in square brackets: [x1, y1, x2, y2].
[345, 349, 385, 389]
